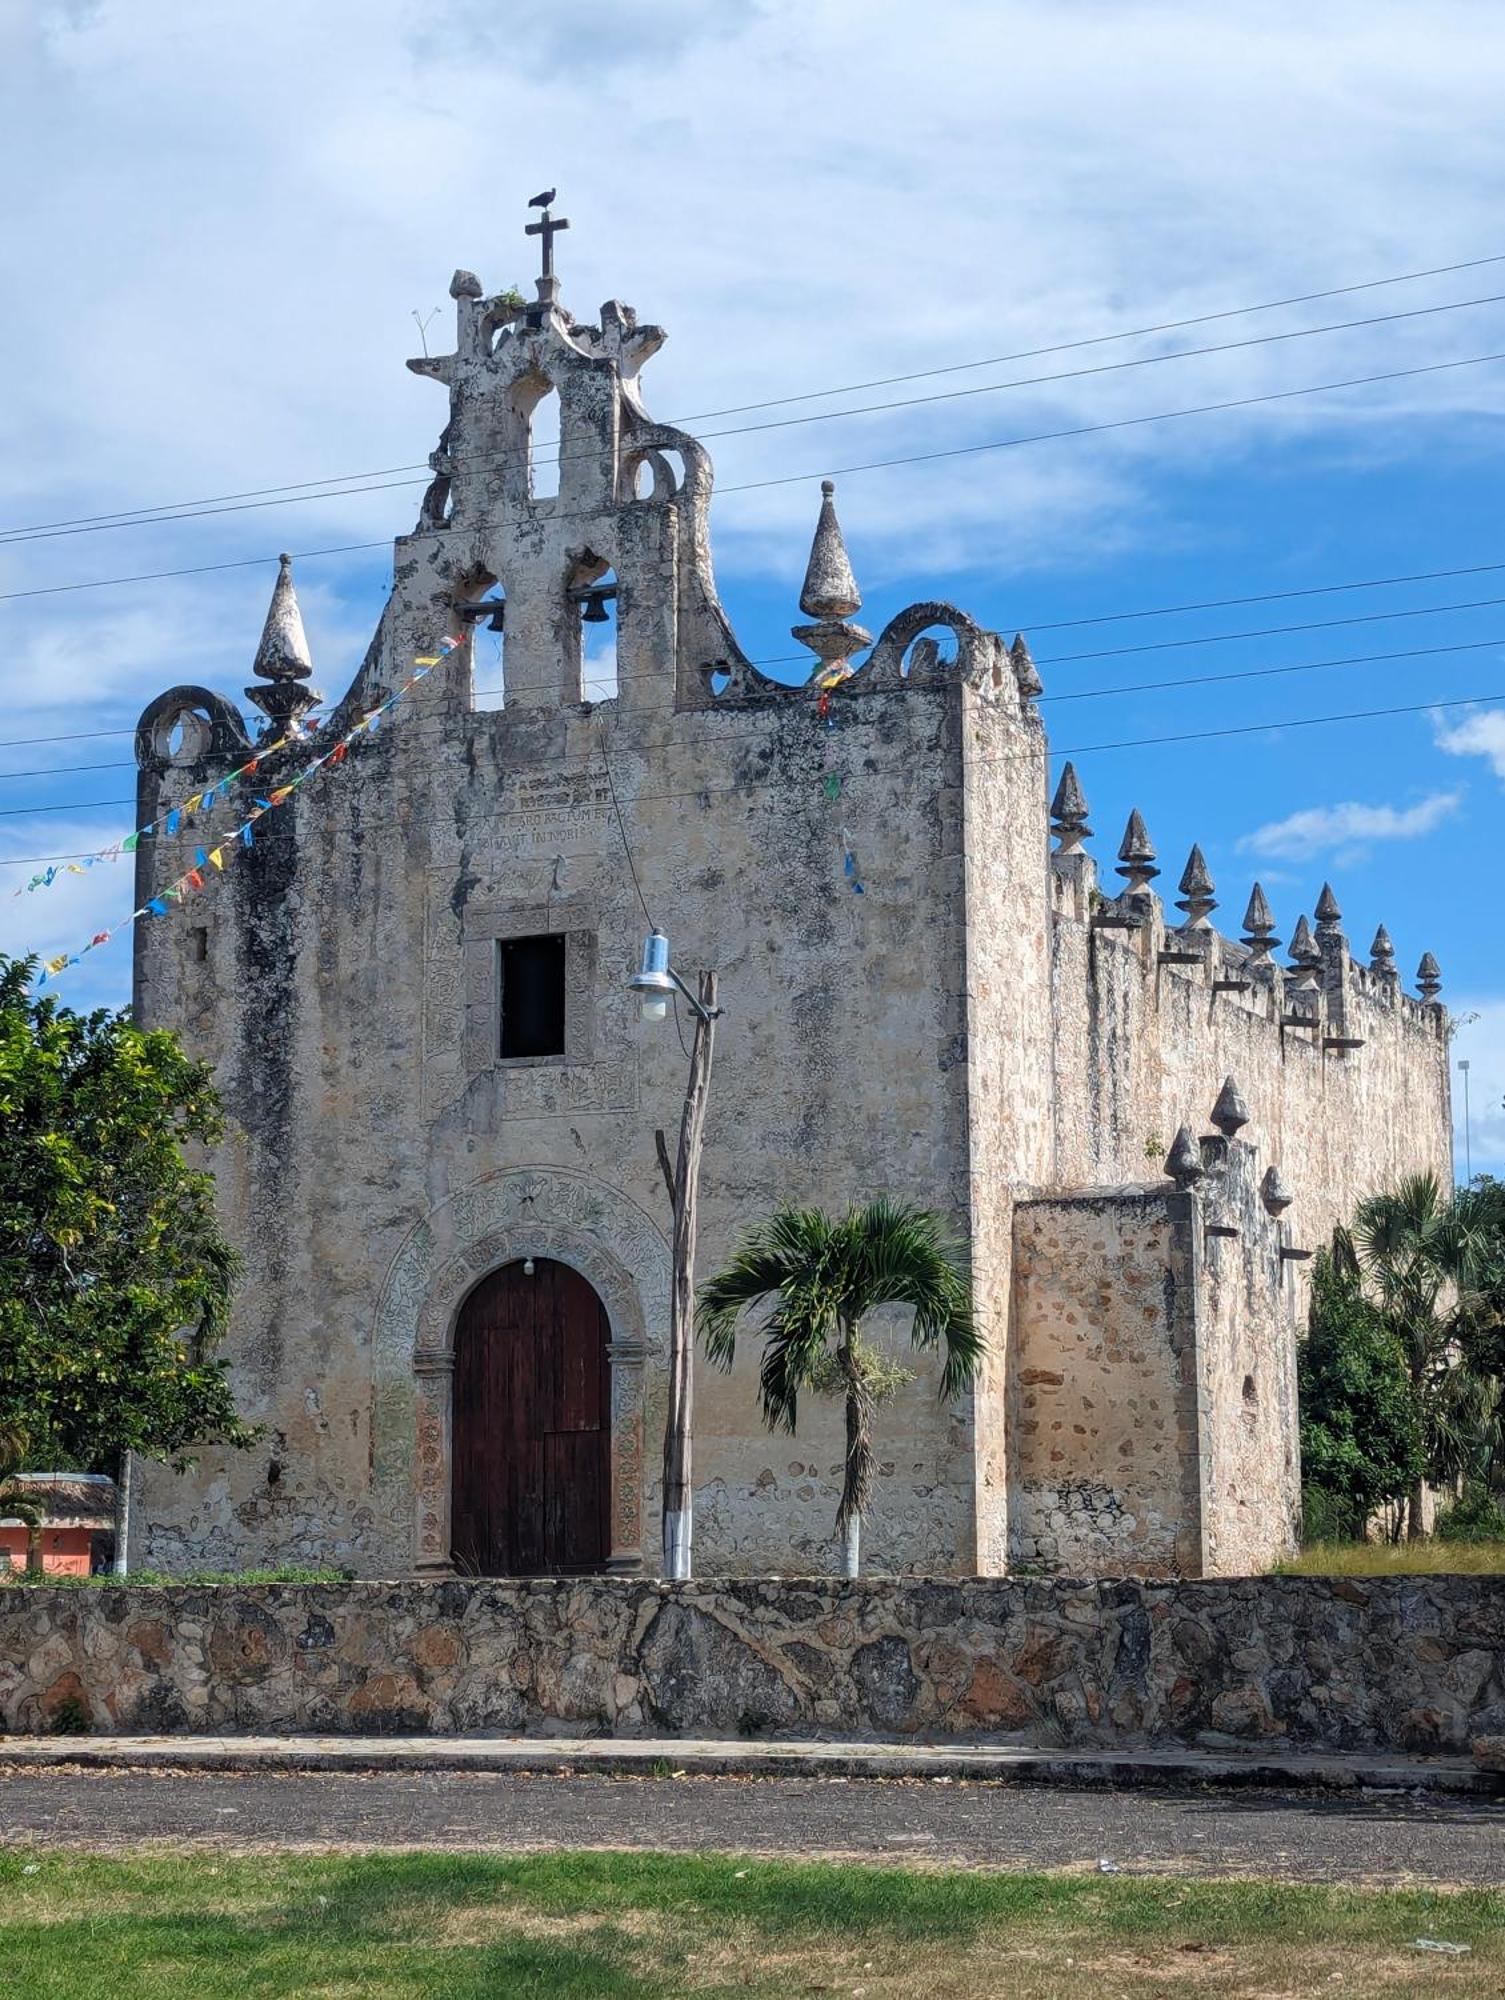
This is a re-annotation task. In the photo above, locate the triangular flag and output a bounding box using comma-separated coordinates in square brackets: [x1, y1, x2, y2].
[208, 848, 225, 870]
[148, 897, 168, 915]
[123, 832, 140, 853]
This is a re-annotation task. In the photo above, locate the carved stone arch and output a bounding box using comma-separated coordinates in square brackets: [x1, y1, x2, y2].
[134, 686, 251, 775]
[622, 446, 678, 503]
[861, 601, 991, 691]
[370, 1166, 671, 1575]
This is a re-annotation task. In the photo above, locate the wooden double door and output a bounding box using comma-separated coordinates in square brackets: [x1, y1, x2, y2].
[451, 1258, 611, 1575]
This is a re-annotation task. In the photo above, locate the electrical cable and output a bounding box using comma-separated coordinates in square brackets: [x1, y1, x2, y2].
[6, 341, 1505, 618]
[11, 623, 1505, 789]
[4, 685, 1498, 845]
[8, 253, 1505, 545]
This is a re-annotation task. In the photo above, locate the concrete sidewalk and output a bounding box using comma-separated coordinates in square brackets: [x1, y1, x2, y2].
[1, 1731, 1497, 1796]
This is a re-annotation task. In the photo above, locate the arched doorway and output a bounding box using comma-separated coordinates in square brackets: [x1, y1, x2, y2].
[451, 1258, 611, 1575]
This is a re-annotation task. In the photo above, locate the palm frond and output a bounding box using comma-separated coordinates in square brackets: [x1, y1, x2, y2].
[696, 1207, 834, 1370]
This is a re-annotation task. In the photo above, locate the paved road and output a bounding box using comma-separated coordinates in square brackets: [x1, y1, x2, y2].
[3, 1766, 1502, 1884]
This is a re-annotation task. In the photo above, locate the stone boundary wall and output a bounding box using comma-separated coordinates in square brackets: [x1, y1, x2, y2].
[2, 1576, 1501, 1754]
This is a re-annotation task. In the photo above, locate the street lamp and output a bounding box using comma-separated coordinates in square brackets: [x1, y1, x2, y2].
[630, 930, 721, 1581]
[1458, 1058, 1473, 1185]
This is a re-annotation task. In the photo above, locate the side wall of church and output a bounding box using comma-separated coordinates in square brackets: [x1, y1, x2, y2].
[1047, 871, 1452, 1280]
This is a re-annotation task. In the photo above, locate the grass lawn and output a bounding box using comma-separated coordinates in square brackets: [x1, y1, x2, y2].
[2, 1848, 1501, 1999]
[1274, 1538, 1505, 1576]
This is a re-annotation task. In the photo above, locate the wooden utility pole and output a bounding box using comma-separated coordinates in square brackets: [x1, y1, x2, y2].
[657, 969, 717, 1581]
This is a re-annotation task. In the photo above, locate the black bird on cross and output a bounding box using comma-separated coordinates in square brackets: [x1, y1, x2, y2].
[526, 190, 568, 280]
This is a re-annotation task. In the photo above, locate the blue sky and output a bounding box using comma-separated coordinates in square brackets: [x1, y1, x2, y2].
[1, 0, 1502, 1174]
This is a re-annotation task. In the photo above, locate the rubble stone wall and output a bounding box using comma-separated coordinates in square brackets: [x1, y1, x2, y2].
[3, 1575, 1502, 1754]
[1008, 1191, 1198, 1575]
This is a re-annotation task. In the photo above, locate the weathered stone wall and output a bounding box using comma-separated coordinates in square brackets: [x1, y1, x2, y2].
[3, 1577, 1502, 1754]
[1009, 1190, 1198, 1576]
[1048, 874, 1452, 1277]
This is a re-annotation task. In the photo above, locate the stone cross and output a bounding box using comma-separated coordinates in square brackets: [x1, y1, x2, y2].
[525, 205, 570, 281]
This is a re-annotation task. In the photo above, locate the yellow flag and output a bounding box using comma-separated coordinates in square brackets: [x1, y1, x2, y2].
[208, 848, 225, 870]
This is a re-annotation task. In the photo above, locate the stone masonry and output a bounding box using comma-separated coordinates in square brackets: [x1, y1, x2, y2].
[126, 224, 1452, 1582]
[3, 1577, 1502, 1756]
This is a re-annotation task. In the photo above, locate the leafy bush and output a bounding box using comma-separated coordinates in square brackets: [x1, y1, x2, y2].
[0, 1563, 353, 1589]
[1298, 1250, 1422, 1534]
[1436, 1486, 1505, 1543]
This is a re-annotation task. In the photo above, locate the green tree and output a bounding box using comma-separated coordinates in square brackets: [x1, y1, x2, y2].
[0, 956, 252, 1489]
[1298, 1250, 1422, 1541]
[1336, 1172, 1504, 1538]
[698, 1199, 982, 1576]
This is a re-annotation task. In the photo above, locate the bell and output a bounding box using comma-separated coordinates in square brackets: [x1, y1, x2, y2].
[580, 591, 611, 624]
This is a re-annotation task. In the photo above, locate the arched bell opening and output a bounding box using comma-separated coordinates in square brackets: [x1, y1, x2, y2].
[566, 551, 618, 703]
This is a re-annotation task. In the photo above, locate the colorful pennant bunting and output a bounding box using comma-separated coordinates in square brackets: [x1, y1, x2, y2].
[31, 643, 456, 987]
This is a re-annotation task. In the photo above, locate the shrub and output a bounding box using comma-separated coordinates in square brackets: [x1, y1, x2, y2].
[1436, 1486, 1505, 1543]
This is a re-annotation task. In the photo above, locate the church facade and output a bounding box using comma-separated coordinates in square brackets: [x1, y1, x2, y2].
[129, 239, 1452, 1581]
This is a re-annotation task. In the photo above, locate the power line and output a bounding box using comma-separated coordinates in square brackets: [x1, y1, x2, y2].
[0, 540, 391, 606]
[9, 622, 1505, 791]
[8, 252, 1505, 546]
[3, 684, 1497, 848]
[8, 344, 1505, 617]
[1037, 590, 1505, 664]
[5, 573, 1505, 775]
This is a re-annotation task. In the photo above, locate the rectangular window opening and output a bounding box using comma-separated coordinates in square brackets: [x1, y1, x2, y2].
[190, 926, 209, 964]
[499, 933, 567, 1059]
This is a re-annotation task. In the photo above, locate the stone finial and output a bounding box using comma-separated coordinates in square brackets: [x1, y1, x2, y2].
[1175, 845, 1217, 931]
[1011, 632, 1043, 700]
[1210, 1074, 1251, 1138]
[1261, 1165, 1294, 1215]
[1049, 762, 1091, 854]
[1116, 809, 1159, 892]
[1287, 914, 1321, 979]
[794, 480, 871, 679]
[449, 268, 484, 300]
[1240, 882, 1280, 967]
[246, 554, 323, 729]
[1165, 1125, 1204, 1187]
[1369, 923, 1396, 976]
[1314, 882, 1343, 936]
[1416, 952, 1442, 1002]
[800, 481, 861, 619]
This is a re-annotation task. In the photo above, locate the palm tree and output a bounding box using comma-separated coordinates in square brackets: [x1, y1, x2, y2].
[1338, 1172, 1503, 1538]
[0, 1424, 42, 1575]
[698, 1199, 982, 1576]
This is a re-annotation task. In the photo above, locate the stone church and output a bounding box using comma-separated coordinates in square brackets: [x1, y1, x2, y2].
[129, 228, 1453, 1582]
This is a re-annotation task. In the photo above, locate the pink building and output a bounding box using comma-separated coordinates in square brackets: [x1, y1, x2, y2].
[0, 1474, 116, 1576]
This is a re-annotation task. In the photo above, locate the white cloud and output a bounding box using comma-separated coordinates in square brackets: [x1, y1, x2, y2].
[1434, 709, 1505, 780]
[1237, 791, 1462, 861]
[1453, 1000, 1505, 1182]
[0, 0, 1503, 939]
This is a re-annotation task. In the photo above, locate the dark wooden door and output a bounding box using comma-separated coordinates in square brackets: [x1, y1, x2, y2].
[451, 1259, 611, 1576]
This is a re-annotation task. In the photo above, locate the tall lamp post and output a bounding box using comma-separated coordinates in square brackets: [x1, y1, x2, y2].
[1458, 1058, 1472, 1185]
[629, 931, 721, 1581]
